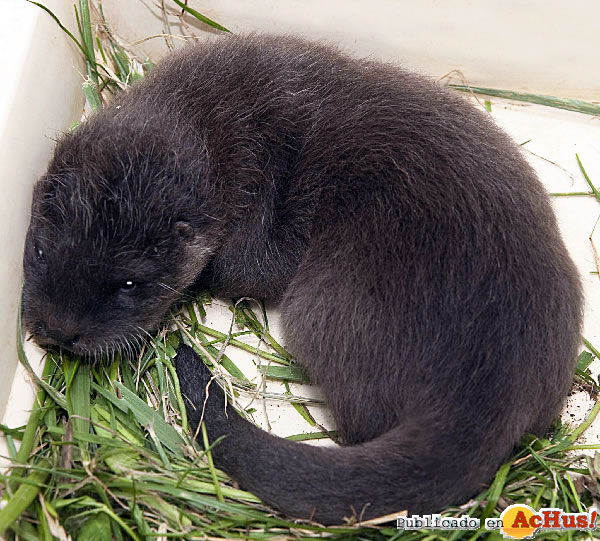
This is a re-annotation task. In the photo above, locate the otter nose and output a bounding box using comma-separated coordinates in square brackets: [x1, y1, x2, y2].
[35, 321, 80, 349]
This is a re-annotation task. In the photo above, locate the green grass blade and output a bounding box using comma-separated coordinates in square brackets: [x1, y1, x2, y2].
[577, 351, 595, 372]
[233, 302, 291, 360]
[16, 307, 66, 410]
[64, 358, 91, 456]
[583, 338, 600, 359]
[576, 154, 600, 202]
[157, 354, 188, 433]
[480, 461, 511, 519]
[284, 381, 316, 427]
[568, 400, 600, 443]
[0, 460, 50, 536]
[286, 431, 338, 442]
[26, 1, 86, 56]
[192, 320, 289, 365]
[82, 79, 102, 112]
[201, 423, 224, 503]
[171, 0, 231, 33]
[114, 382, 186, 457]
[260, 365, 310, 384]
[78, 0, 98, 84]
[449, 84, 600, 116]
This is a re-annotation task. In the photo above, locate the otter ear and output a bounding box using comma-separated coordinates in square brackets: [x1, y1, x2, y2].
[175, 220, 196, 241]
[175, 220, 215, 268]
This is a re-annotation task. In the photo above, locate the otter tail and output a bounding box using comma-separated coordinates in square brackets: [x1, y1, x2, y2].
[175, 344, 507, 524]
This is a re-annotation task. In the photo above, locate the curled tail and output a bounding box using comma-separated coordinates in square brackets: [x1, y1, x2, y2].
[175, 344, 506, 524]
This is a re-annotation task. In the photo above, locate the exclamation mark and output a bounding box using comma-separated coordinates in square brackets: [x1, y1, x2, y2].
[590, 510, 597, 530]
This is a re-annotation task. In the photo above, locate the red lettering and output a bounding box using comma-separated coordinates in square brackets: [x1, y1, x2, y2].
[529, 515, 541, 528]
[577, 515, 588, 528]
[561, 514, 576, 528]
[543, 510, 561, 528]
[512, 511, 530, 529]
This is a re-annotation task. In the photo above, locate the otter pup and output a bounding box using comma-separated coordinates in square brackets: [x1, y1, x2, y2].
[22, 34, 582, 524]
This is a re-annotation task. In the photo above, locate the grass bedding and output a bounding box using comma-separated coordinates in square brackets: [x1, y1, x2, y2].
[2, 2, 600, 539]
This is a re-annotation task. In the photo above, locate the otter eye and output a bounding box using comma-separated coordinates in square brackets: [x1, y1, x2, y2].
[34, 243, 45, 263]
[120, 280, 137, 292]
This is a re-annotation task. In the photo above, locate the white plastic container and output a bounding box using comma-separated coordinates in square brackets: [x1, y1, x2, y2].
[2, 0, 599, 463]
[0, 0, 83, 453]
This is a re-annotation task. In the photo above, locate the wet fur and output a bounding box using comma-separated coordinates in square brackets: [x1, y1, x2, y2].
[23, 35, 582, 523]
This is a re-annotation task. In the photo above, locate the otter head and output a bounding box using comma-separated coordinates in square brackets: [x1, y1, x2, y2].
[22, 117, 221, 357]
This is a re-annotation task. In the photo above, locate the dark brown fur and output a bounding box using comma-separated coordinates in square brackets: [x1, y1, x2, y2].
[22, 34, 582, 524]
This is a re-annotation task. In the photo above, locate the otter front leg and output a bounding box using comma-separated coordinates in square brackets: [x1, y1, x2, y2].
[204, 220, 309, 300]
[175, 344, 231, 434]
[174, 344, 290, 509]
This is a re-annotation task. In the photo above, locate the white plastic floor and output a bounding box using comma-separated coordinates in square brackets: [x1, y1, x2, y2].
[3, 96, 600, 459]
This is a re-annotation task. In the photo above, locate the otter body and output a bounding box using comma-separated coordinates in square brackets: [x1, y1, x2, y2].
[23, 35, 582, 523]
